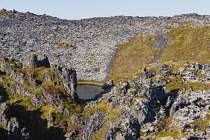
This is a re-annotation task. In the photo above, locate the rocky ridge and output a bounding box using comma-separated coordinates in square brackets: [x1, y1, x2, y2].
[1, 11, 210, 82]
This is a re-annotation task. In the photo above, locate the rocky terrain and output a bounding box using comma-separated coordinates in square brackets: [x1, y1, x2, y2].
[1, 10, 210, 82]
[0, 9, 210, 140]
[0, 54, 210, 140]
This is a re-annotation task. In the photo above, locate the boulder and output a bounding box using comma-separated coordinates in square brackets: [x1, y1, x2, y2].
[24, 54, 50, 68]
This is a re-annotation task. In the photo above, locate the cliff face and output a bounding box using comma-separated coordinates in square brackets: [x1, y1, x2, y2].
[1, 11, 210, 82]
[0, 54, 80, 139]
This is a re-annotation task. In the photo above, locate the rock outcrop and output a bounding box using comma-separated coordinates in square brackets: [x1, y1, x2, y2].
[0, 55, 79, 139]
[0, 103, 32, 140]
[24, 54, 50, 68]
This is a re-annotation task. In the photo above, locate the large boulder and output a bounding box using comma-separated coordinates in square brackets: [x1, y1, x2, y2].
[24, 54, 50, 68]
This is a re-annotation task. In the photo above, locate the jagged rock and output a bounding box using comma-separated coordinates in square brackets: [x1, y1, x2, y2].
[58, 67, 78, 101]
[190, 63, 203, 71]
[206, 126, 210, 137]
[41, 87, 63, 106]
[8, 117, 19, 140]
[0, 103, 32, 140]
[187, 136, 206, 140]
[118, 82, 130, 94]
[141, 123, 156, 136]
[0, 103, 9, 128]
[28, 73, 41, 86]
[102, 80, 114, 90]
[0, 60, 15, 74]
[63, 108, 70, 116]
[37, 54, 50, 68]
[51, 64, 78, 100]
[71, 115, 78, 125]
[156, 67, 171, 76]
[0, 55, 9, 63]
[81, 112, 105, 139]
[30, 94, 43, 108]
[57, 105, 70, 116]
[179, 63, 210, 83]
[1, 102, 9, 111]
[20, 127, 32, 140]
[155, 107, 166, 122]
[44, 69, 55, 82]
[128, 80, 138, 88]
[65, 131, 77, 140]
[0, 113, 8, 129]
[58, 105, 65, 114]
[46, 114, 54, 128]
[13, 73, 25, 84]
[46, 114, 53, 121]
[169, 95, 186, 116]
[24, 54, 38, 68]
[9, 82, 31, 97]
[139, 68, 153, 80]
[24, 54, 50, 68]
[0, 77, 5, 82]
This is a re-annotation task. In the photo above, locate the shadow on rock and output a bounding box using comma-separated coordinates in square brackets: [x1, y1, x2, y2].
[0, 127, 8, 139]
[9, 104, 65, 140]
[0, 84, 9, 102]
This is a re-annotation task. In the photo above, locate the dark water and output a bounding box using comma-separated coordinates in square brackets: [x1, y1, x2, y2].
[76, 84, 102, 99]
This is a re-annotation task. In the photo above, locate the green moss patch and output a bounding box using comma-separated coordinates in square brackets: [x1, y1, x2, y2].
[166, 81, 210, 92]
[160, 23, 210, 64]
[109, 34, 160, 83]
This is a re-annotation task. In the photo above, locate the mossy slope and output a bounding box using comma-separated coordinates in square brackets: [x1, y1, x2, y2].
[108, 34, 160, 82]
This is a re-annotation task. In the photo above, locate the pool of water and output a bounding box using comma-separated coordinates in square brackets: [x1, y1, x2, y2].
[76, 84, 102, 99]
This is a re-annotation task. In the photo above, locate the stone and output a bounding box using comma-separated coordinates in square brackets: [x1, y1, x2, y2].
[41, 87, 63, 106]
[28, 74, 41, 86]
[156, 67, 171, 76]
[63, 107, 70, 116]
[57, 105, 64, 114]
[24, 54, 38, 68]
[30, 94, 43, 107]
[65, 131, 77, 139]
[102, 80, 114, 90]
[13, 73, 25, 84]
[24, 54, 50, 68]
[20, 127, 32, 140]
[8, 117, 20, 140]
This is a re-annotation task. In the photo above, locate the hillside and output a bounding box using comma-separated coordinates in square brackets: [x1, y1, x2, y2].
[109, 22, 210, 82]
[1, 10, 210, 83]
[0, 9, 210, 140]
